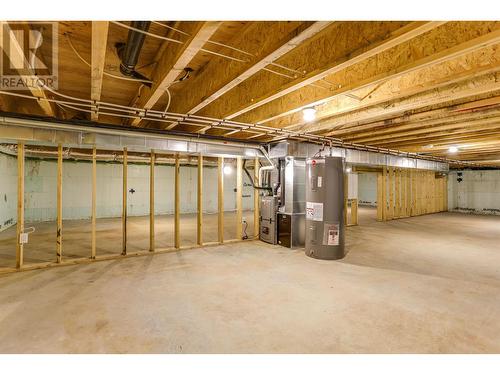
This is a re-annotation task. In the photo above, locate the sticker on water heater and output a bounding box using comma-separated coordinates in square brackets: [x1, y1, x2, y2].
[317, 176, 322, 187]
[323, 223, 340, 246]
[306, 202, 323, 221]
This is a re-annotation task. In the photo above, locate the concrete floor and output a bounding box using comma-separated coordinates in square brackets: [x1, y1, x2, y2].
[1, 207, 500, 353]
[0, 210, 255, 268]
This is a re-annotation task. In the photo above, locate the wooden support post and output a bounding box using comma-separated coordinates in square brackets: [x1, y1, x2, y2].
[254, 157, 260, 238]
[432, 173, 437, 213]
[444, 175, 449, 212]
[376, 172, 383, 221]
[382, 167, 388, 221]
[174, 154, 180, 249]
[428, 172, 432, 213]
[395, 168, 401, 219]
[404, 169, 410, 217]
[16, 142, 24, 269]
[351, 199, 358, 226]
[417, 171, 423, 216]
[150, 150, 155, 252]
[122, 147, 127, 255]
[217, 157, 224, 243]
[56, 144, 63, 263]
[411, 169, 417, 217]
[91, 146, 96, 259]
[388, 167, 394, 220]
[197, 154, 203, 246]
[236, 157, 243, 240]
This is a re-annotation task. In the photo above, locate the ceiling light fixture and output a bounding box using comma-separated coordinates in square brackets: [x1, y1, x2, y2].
[448, 146, 459, 154]
[223, 165, 233, 175]
[302, 107, 317, 122]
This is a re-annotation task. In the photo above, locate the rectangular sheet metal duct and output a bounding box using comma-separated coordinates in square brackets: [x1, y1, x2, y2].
[268, 141, 448, 172]
[0, 116, 448, 170]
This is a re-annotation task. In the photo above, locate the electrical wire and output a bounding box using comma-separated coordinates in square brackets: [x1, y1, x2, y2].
[111, 21, 184, 44]
[0, 85, 472, 166]
[151, 21, 190, 37]
[112, 21, 249, 63]
[151, 21, 254, 57]
[65, 33, 153, 85]
[242, 220, 248, 240]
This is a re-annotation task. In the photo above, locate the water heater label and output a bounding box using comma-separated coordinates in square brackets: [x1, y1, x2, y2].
[323, 223, 340, 246]
[306, 202, 323, 221]
[317, 176, 322, 187]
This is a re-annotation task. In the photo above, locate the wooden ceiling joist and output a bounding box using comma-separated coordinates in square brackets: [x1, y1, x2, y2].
[329, 95, 500, 138]
[132, 21, 222, 126]
[367, 120, 500, 146]
[274, 26, 500, 133]
[219, 21, 445, 122]
[343, 108, 500, 143]
[1, 21, 499, 166]
[317, 73, 500, 136]
[91, 21, 109, 122]
[286, 56, 500, 135]
[186, 22, 332, 116]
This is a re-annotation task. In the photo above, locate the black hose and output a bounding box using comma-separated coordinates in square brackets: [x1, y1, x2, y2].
[242, 219, 248, 240]
[243, 159, 273, 192]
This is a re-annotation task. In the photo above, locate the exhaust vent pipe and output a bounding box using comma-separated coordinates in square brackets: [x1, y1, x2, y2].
[116, 21, 152, 86]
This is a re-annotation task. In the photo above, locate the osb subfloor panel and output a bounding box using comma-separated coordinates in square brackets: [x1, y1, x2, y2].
[0, 211, 255, 268]
[1, 207, 500, 353]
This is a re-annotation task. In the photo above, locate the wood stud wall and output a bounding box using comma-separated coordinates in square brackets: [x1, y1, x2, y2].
[122, 147, 128, 255]
[377, 167, 448, 221]
[16, 142, 24, 269]
[91, 147, 97, 259]
[5, 142, 451, 274]
[56, 144, 63, 263]
[197, 154, 203, 246]
[236, 157, 243, 240]
[149, 150, 155, 252]
[217, 157, 224, 244]
[174, 154, 180, 249]
[6, 147, 250, 273]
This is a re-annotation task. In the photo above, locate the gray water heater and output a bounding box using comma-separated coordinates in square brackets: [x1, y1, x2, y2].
[305, 156, 345, 260]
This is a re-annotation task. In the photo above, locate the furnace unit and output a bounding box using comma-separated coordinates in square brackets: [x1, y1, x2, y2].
[259, 196, 278, 244]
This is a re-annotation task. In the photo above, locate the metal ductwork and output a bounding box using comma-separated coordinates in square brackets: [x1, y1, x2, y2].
[117, 21, 152, 86]
[269, 140, 449, 172]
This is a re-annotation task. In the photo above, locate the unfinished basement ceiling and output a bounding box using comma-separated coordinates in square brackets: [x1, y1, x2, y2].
[0, 21, 499, 166]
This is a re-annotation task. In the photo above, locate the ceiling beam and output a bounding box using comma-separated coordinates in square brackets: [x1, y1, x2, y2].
[132, 21, 222, 126]
[314, 73, 500, 136]
[255, 22, 500, 131]
[165, 22, 321, 121]
[215, 22, 444, 123]
[330, 95, 500, 138]
[367, 121, 500, 146]
[187, 22, 332, 116]
[91, 21, 109, 122]
[288, 58, 500, 136]
[0, 22, 55, 117]
[344, 110, 500, 143]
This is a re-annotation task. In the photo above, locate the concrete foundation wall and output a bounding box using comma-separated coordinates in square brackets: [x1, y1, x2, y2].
[0, 153, 17, 232]
[358, 172, 378, 206]
[1, 156, 255, 226]
[448, 170, 500, 215]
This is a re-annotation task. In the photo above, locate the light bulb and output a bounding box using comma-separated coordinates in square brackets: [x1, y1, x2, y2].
[223, 165, 232, 175]
[302, 107, 316, 122]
